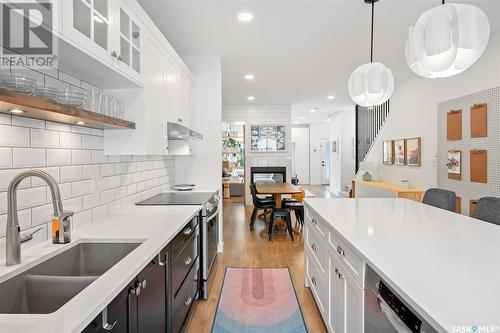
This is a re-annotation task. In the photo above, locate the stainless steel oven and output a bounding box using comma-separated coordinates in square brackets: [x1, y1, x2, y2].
[365, 265, 437, 333]
[200, 192, 220, 299]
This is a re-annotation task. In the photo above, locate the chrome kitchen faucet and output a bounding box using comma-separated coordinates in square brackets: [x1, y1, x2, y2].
[6, 170, 74, 266]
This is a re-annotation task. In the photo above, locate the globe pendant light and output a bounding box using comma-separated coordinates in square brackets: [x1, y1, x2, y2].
[348, 0, 394, 107]
[405, 0, 490, 78]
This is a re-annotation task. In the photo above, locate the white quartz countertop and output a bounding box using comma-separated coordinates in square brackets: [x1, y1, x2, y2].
[0, 204, 201, 333]
[304, 198, 500, 333]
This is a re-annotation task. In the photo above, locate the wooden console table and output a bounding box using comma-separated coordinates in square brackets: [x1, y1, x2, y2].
[352, 179, 424, 202]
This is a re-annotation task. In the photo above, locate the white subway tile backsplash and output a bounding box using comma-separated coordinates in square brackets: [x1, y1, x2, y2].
[82, 135, 101, 150]
[91, 128, 104, 137]
[91, 151, 108, 164]
[62, 197, 83, 212]
[71, 125, 92, 135]
[13, 148, 46, 167]
[93, 205, 109, 221]
[101, 189, 116, 204]
[60, 132, 82, 149]
[46, 149, 71, 166]
[101, 164, 115, 177]
[60, 165, 82, 182]
[48, 182, 72, 201]
[31, 203, 53, 227]
[109, 200, 122, 216]
[0, 114, 11, 125]
[72, 150, 92, 164]
[0, 192, 6, 214]
[72, 209, 93, 229]
[12, 116, 45, 129]
[45, 76, 69, 89]
[17, 186, 47, 210]
[80, 81, 98, 91]
[58, 71, 81, 86]
[0, 125, 30, 147]
[31, 129, 60, 148]
[83, 164, 100, 179]
[82, 192, 100, 209]
[46, 121, 71, 132]
[0, 168, 29, 191]
[0, 148, 12, 169]
[0, 209, 31, 237]
[72, 179, 91, 196]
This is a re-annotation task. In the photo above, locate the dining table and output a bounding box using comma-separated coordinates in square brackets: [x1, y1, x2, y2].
[255, 182, 302, 208]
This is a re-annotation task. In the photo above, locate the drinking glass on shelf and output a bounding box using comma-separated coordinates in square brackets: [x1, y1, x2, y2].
[116, 100, 125, 119]
[86, 89, 102, 113]
[110, 97, 118, 118]
[101, 95, 112, 116]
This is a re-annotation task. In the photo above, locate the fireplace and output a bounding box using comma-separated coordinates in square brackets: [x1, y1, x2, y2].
[250, 167, 286, 185]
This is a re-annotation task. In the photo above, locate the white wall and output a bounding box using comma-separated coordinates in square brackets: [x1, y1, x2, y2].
[363, 34, 500, 190]
[223, 105, 292, 204]
[329, 111, 355, 195]
[309, 122, 331, 185]
[291, 126, 310, 184]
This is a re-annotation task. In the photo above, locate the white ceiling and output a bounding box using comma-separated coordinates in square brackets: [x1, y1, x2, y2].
[139, 0, 500, 124]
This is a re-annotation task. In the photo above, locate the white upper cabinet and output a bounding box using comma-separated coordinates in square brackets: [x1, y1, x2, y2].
[116, 3, 142, 83]
[61, 0, 142, 86]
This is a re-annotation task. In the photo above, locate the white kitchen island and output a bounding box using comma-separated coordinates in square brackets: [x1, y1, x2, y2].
[304, 198, 500, 333]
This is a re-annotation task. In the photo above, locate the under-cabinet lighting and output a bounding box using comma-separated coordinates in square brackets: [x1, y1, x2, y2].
[327, 95, 335, 100]
[247, 96, 255, 101]
[10, 109, 23, 114]
[238, 12, 253, 22]
[244, 74, 255, 80]
[76, 121, 86, 125]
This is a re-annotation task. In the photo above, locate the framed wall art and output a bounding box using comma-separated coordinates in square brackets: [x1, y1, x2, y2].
[382, 140, 394, 165]
[447, 150, 461, 180]
[394, 139, 406, 165]
[406, 137, 421, 167]
[250, 125, 286, 151]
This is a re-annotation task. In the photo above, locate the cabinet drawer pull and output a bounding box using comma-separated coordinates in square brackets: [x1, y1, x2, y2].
[157, 253, 166, 266]
[111, 51, 117, 58]
[311, 218, 317, 225]
[311, 243, 317, 251]
[311, 276, 317, 286]
[101, 306, 117, 330]
[338, 272, 344, 280]
[336, 245, 345, 256]
[184, 256, 192, 266]
[184, 296, 192, 306]
[183, 227, 193, 236]
[334, 268, 339, 275]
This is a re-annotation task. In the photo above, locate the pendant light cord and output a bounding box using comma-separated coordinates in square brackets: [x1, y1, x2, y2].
[370, 0, 374, 62]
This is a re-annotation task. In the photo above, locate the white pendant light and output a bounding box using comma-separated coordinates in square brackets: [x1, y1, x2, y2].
[348, 0, 394, 107]
[406, 1, 490, 78]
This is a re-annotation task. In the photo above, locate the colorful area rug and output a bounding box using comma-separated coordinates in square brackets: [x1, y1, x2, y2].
[212, 267, 308, 333]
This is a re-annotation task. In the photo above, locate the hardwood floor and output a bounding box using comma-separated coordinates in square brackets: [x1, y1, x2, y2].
[185, 189, 330, 333]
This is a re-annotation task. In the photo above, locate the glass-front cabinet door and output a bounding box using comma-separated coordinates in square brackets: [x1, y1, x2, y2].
[118, 4, 141, 76]
[62, 0, 113, 63]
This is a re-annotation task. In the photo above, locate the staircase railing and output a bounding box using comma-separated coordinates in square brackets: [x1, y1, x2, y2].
[355, 100, 390, 172]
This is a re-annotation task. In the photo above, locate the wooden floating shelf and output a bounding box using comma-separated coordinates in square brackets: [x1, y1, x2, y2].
[0, 88, 135, 129]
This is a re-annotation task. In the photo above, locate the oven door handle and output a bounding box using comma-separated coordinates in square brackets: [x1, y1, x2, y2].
[377, 295, 413, 333]
[205, 205, 220, 222]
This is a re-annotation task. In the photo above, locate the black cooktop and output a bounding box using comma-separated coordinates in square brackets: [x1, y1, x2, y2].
[136, 192, 214, 206]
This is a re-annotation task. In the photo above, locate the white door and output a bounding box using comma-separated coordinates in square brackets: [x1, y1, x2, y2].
[321, 138, 331, 185]
[291, 127, 310, 184]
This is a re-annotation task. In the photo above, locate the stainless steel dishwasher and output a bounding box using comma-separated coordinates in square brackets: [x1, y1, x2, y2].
[364, 265, 438, 333]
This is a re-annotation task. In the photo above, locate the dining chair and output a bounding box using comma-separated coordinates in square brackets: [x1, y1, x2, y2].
[282, 187, 305, 228]
[269, 208, 294, 241]
[249, 184, 275, 231]
[422, 188, 456, 212]
[472, 197, 500, 226]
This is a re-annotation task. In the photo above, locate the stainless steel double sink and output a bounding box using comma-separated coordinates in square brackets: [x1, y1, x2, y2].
[0, 242, 141, 314]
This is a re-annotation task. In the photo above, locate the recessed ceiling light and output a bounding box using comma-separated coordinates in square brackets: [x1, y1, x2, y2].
[238, 12, 253, 22]
[310, 108, 318, 113]
[244, 74, 255, 80]
[300, 116, 306, 120]
[76, 121, 86, 125]
[10, 109, 23, 114]
[247, 96, 255, 101]
[327, 95, 335, 100]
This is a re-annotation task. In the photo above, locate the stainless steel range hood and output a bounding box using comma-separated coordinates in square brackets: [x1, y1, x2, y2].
[167, 122, 203, 140]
